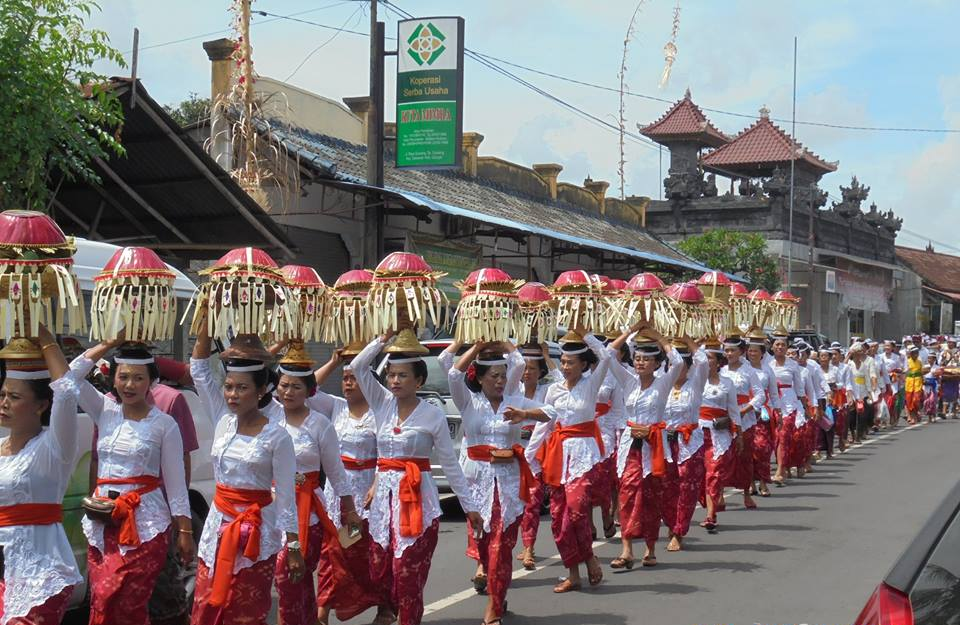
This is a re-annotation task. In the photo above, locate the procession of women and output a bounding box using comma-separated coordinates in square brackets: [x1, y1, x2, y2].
[0, 209, 956, 625]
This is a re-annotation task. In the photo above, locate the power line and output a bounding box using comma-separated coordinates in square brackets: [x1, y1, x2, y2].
[283, 3, 366, 82]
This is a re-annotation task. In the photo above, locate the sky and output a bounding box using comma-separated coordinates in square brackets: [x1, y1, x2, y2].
[86, 0, 960, 254]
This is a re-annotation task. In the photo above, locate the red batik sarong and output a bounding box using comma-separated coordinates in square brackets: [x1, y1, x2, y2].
[369, 518, 440, 625]
[549, 463, 602, 568]
[730, 427, 755, 490]
[669, 440, 705, 537]
[617, 445, 677, 542]
[752, 419, 774, 483]
[0, 582, 72, 625]
[520, 473, 545, 549]
[316, 520, 378, 621]
[776, 411, 801, 470]
[702, 429, 735, 520]
[275, 522, 323, 625]
[589, 455, 615, 509]
[192, 553, 275, 625]
[465, 487, 520, 619]
[88, 525, 168, 625]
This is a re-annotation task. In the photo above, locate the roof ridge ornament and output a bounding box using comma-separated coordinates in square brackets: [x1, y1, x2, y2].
[759, 105, 770, 119]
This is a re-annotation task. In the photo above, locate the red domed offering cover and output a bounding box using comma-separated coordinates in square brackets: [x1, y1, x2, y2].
[626, 272, 665, 295]
[325, 269, 375, 346]
[367, 253, 447, 340]
[281, 265, 326, 343]
[515, 281, 556, 344]
[0, 210, 85, 346]
[187, 246, 293, 342]
[453, 267, 524, 343]
[549, 270, 605, 336]
[771, 290, 801, 331]
[663, 281, 709, 338]
[91, 247, 176, 343]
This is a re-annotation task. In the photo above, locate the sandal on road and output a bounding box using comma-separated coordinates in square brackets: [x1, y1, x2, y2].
[610, 556, 634, 569]
[641, 555, 658, 567]
[553, 578, 581, 593]
[587, 557, 604, 586]
[472, 573, 488, 595]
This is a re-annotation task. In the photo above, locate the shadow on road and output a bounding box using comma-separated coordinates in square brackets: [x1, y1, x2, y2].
[683, 541, 790, 553]
[718, 523, 812, 532]
[439, 612, 629, 625]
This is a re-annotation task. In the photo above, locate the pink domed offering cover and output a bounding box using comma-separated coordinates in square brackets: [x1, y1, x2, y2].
[281, 265, 327, 343]
[607, 278, 628, 292]
[549, 270, 604, 333]
[325, 269, 375, 346]
[670, 281, 704, 304]
[516, 281, 557, 343]
[729, 282, 749, 297]
[0, 210, 85, 342]
[91, 247, 176, 343]
[663, 282, 709, 338]
[186, 246, 293, 342]
[748, 288, 772, 301]
[367, 252, 448, 338]
[454, 268, 524, 343]
[620, 272, 668, 332]
[771, 290, 801, 331]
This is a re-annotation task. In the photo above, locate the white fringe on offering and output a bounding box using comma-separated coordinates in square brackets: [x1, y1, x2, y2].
[90, 279, 176, 342]
[453, 290, 516, 343]
[366, 278, 448, 336]
[0, 262, 86, 339]
[515, 303, 557, 345]
[324, 293, 371, 346]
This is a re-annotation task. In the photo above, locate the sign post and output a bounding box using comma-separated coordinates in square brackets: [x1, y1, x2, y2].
[396, 17, 464, 169]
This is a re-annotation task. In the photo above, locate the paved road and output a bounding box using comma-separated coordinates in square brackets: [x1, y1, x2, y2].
[333, 418, 960, 625]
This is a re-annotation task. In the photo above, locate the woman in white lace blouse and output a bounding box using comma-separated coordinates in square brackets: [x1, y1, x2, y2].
[72, 339, 192, 625]
[450, 342, 551, 625]
[351, 333, 482, 625]
[189, 327, 303, 625]
[0, 327, 81, 625]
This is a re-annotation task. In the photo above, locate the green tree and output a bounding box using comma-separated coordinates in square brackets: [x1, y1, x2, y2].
[163, 92, 210, 127]
[0, 0, 125, 211]
[677, 228, 782, 292]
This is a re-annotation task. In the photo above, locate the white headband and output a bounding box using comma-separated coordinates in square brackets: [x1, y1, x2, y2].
[634, 346, 662, 356]
[278, 366, 314, 377]
[114, 357, 155, 366]
[705, 348, 724, 355]
[226, 363, 266, 372]
[5, 369, 50, 380]
[386, 356, 423, 365]
[521, 352, 544, 360]
[561, 346, 589, 355]
[475, 358, 508, 366]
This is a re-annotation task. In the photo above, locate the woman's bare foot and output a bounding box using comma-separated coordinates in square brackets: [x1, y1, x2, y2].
[666, 534, 682, 552]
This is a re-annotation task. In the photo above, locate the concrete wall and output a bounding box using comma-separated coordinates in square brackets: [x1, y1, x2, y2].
[254, 77, 364, 143]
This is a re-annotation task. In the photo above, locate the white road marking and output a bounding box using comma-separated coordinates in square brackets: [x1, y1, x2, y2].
[423, 421, 927, 616]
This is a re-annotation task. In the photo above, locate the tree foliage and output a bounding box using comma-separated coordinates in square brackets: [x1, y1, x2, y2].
[677, 229, 782, 292]
[163, 92, 210, 127]
[0, 0, 125, 211]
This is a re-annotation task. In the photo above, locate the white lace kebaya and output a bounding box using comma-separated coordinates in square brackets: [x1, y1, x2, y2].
[524, 335, 610, 483]
[663, 349, 709, 464]
[699, 375, 741, 460]
[70, 357, 190, 556]
[605, 342, 684, 478]
[312, 391, 378, 526]
[0, 375, 83, 625]
[769, 356, 807, 419]
[721, 358, 766, 431]
[448, 365, 553, 532]
[190, 357, 298, 575]
[351, 338, 478, 557]
[268, 398, 352, 525]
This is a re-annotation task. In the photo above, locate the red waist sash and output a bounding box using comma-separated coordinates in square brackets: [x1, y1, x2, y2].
[96, 475, 162, 547]
[627, 421, 668, 477]
[377, 457, 431, 537]
[211, 484, 273, 607]
[467, 444, 536, 502]
[0, 503, 62, 526]
[340, 456, 377, 471]
[535, 420, 605, 487]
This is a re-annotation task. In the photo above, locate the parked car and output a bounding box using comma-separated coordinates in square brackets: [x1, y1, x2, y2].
[789, 329, 830, 351]
[852, 477, 960, 624]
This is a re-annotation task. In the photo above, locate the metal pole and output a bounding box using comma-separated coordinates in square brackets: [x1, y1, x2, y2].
[786, 36, 797, 291]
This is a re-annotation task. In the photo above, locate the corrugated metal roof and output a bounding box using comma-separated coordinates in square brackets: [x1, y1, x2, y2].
[53, 79, 297, 261]
[271, 124, 716, 275]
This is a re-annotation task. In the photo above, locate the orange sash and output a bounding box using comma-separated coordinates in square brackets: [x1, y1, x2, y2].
[210, 484, 273, 607]
[466, 444, 536, 502]
[535, 420, 605, 487]
[832, 388, 847, 408]
[699, 406, 739, 435]
[673, 422, 699, 444]
[340, 456, 377, 471]
[296, 471, 350, 582]
[96, 475, 162, 546]
[628, 421, 668, 477]
[0, 503, 62, 526]
[377, 457, 431, 537]
[595, 402, 611, 417]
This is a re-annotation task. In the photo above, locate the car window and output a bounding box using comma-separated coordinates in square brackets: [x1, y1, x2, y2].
[421, 355, 452, 396]
[909, 508, 960, 625]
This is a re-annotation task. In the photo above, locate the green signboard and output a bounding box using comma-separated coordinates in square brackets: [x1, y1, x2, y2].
[396, 17, 464, 169]
[406, 232, 481, 303]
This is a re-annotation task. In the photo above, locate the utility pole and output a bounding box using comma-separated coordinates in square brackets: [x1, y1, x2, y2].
[363, 0, 386, 267]
[786, 36, 797, 294]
